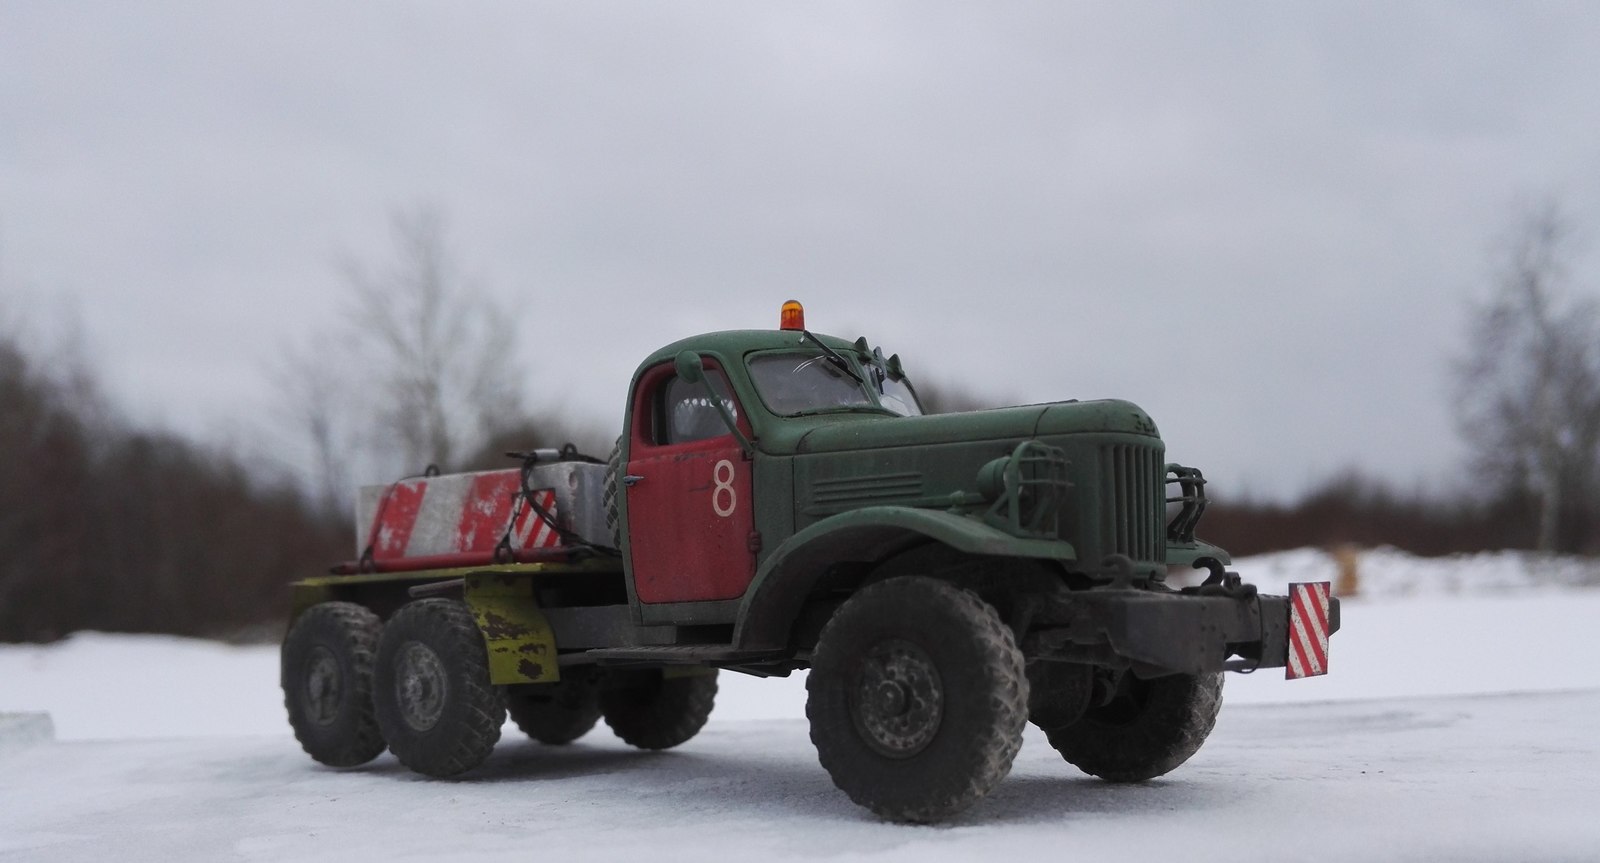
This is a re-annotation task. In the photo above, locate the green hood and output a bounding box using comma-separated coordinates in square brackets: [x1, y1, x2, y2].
[794, 399, 1158, 454]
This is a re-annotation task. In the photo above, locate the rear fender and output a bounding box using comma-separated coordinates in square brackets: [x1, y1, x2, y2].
[463, 572, 560, 685]
[732, 506, 1075, 650]
[288, 582, 336, 625]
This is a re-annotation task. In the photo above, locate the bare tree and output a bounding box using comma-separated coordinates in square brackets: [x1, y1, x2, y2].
[1454, 201, 1600, 553]
[337, 207, 524, 473]
[272, 344, 357, 517]
[279, 205, 529, 507]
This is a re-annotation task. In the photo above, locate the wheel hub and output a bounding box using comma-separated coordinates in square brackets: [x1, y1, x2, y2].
[852, 638, 943, 759]
[303, 646, 341, 726]
[875, 679, 909, 716]
[396, 641, 448, 732]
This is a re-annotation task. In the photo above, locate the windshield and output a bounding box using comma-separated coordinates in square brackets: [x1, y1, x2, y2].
[748, 352, 878, 416]
[747, 350, 925, 417]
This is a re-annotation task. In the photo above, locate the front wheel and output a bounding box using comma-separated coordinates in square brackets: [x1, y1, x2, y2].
[806, 576, 1029, 823]
[373, 599, 505, 778]
[1041, 670, 1223, 782]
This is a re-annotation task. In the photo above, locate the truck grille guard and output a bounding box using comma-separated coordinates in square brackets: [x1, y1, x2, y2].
[1164, 463, 1209, 543]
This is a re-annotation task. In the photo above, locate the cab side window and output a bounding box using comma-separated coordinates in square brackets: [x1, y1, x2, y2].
[658, 371, 739, 445]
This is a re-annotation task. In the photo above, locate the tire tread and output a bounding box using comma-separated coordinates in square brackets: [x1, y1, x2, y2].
[507, 673, 603, 745]
[1043, 671, 1223, 782]
[281, 601, 387, 767]
[374, 599, 505, 778]
[601, 671, 718, 750]
[807, 577, 1028, 823]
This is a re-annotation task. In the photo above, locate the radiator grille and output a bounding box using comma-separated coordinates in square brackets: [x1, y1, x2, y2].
[1100, 444, 1163, 562]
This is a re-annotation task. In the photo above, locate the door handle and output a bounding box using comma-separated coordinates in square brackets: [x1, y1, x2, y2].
[623, 474, 644, 486]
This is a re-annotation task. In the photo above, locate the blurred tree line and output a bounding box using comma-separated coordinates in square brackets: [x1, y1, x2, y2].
[1210, 201, 1600, 557]
[0, 314, 349, 642]
[2, 200, 1595, 643]
[0, 209, 602, 643]
[1198, 474, 1578, 557]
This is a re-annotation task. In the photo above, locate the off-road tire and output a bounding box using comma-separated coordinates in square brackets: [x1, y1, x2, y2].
[806, 576, 1029, 823]
[1027, 660, 1096, 732]
[1041, 671, 1223, 782]
[373, 599, 505, 778]
[601, 436, 623, 549]
[506, 671, 603, 745]
[600, 669, 718, 750]
[281, 601, 387, 767]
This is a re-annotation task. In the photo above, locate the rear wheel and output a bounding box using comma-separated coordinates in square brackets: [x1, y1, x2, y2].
[806, 576, 1029, 823]
[600, 668, 717, 750]
[1041, 670, 1223, 782]
[281, 601, 387, 767]
[506, 671, 603, 745]
[373, 599, 505, 777]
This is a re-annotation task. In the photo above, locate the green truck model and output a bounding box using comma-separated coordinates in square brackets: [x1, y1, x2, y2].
[281, 300, 1339, 823]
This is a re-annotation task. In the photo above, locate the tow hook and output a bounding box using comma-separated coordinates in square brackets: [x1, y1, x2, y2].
[1182, 559, 1259, 599]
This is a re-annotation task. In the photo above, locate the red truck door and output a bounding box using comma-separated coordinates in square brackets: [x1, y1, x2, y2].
[625, 361, 757, 604]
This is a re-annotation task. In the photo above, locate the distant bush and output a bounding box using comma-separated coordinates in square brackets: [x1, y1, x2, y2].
[0, 322, 345, 643]
[1197, 470, 1586, 558]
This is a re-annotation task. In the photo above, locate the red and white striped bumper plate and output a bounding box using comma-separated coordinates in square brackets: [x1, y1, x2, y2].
[365, 470, 561, 562]
[1286, 581, 1332, 680]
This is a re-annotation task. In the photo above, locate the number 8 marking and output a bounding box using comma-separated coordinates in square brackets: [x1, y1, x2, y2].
[712, 459, 737, 517]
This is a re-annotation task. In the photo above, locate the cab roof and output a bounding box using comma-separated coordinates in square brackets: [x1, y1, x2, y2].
[634, 329, 862, 378]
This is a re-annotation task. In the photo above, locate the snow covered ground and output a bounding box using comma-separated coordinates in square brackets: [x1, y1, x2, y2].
[3, 548, 1599, 861]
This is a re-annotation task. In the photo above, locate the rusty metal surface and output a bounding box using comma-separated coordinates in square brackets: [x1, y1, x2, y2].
[464, 573, 559, 685]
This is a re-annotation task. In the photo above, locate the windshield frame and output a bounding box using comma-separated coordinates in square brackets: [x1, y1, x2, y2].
[744, 347, 923, 418]
[876, 372, 923, 417]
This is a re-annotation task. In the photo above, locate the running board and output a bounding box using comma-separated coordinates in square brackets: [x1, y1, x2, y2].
[579, 645, 784, 664]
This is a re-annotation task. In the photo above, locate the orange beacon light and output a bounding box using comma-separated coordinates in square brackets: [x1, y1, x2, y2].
[779, 300, 805, 331]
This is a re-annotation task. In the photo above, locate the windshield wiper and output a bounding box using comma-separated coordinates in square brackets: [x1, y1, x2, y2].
[801, 330, 864, 384]
[790, 405, 895, 418]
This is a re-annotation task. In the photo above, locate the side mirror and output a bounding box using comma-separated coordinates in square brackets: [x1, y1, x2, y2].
[674, 350, 705, 385]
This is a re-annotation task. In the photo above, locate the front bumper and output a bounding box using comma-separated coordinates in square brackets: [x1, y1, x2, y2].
[1022, 587, 1342, 677]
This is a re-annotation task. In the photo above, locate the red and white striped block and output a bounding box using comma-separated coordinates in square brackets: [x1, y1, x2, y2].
[1286, 581, 1332, 680]
[361, 469, 561, 562]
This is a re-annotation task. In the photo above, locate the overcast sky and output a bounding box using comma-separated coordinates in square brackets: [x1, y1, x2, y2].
[4, 2, 1600, 499]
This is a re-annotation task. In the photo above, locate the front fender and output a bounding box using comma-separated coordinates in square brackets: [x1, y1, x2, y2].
[733, 506, 1076, 650]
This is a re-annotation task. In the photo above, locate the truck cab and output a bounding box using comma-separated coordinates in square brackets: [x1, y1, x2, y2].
[616, 325, 928, 618]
